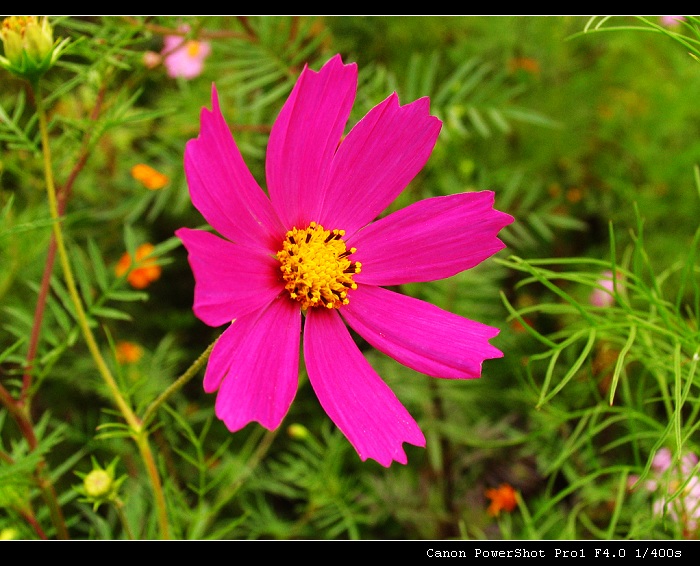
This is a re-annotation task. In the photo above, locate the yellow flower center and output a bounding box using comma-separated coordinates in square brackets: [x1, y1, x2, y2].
[186, 40, 201, 57]
[277, 222, 361, 310]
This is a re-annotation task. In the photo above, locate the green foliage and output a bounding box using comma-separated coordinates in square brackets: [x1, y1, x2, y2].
[1, 15, 699, 541]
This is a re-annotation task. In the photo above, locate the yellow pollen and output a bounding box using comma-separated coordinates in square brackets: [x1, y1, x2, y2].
[277, 222, 361, 310]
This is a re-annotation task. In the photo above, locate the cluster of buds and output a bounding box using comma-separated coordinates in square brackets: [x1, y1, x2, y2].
[0, 16, 69, 83]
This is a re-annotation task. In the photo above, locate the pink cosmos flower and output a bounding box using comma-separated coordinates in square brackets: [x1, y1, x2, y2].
[161, 26, 211, 79]
[176, 54, 513, 466]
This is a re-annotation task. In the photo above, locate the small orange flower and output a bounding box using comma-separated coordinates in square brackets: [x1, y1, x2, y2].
[115, 243, 161, 289]
[507, 57, 540, 76]
[115, 341, 144, 364]
[485, 483, 518, 517]
[131, 163, 169, 190]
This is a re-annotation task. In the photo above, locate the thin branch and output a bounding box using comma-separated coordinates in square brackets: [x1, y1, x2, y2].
[141, 338, 217, 429]
[19, 507, 48, 540]
[0, 381, 37, 449]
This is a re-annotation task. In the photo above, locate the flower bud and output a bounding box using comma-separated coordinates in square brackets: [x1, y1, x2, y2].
[75, 457, 126, 511]
[287, 423, 310, 440]
[0, 16, 68, 82]
[83, 469, 113, 499]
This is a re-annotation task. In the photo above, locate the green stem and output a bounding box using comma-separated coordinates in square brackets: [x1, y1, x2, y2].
[37, 95, 138, 430]
[22, 84, 106, 404]
[34, 87, 170, 539]
[141, 338, 218, 429]
[134, 432, 169, 539]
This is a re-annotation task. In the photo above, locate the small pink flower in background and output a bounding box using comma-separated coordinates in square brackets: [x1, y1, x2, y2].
[162, 26, 210, 79]
[661, 16, 686, 27]
[653, 447, 673, 473]
[176, 55, 513, 466]
[682, 452, 699, 475]
[632, 447, 700, 537]
[590, 270, 623, 308]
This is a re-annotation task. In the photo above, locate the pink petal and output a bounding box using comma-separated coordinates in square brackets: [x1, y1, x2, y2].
[163, 38, 179, 53]
[348, 191, 513, 286]
[176, 227, 283, 327]
[203, 319, 246, 394]
[652, 447, 673, 473]
[266, 54, 357, 229]
[210, 297, 301, 431]
[162, 32, 185, 53]
[172, 57, 202, 80]
[342, 285, 503, 379]
[197, 42, 212, 59]
[185, 86, 284, 251]
[304, 308, 425, 467]
[318, 93, 442, 238]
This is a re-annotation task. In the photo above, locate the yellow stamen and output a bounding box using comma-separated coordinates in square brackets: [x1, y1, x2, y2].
[277, 221, 361, 310]
[3, 16, 36, 35]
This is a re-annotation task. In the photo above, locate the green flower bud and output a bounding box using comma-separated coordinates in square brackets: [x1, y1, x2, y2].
[74, 457, 126, 511]
[83, 469, 113, 499]
[287, 423, 310, 440]
[0, 16, 69, 83]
